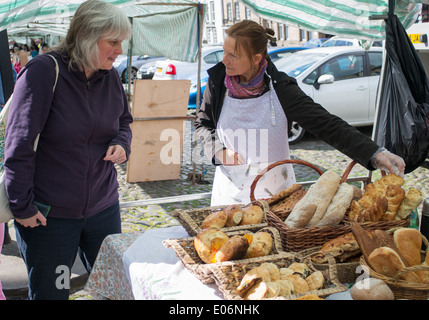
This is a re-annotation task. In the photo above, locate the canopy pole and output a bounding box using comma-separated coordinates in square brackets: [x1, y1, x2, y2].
[365, 0, 395, 185]
[127, 17, 133, 106]
[192, 2, 204, 185]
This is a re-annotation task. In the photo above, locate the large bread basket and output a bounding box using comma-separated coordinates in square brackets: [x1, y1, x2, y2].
[358, 229, 429, 300]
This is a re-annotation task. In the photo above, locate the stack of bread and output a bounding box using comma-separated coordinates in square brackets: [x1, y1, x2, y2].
[194, 228, 273, 264]
[281, 171, 358, 228]
[311, 230, 375, 264]
[200, 204, 264, 230]
[348, 173, 422, 222]
[351, 223, 429, 284]
[236, 262, 325, 300]
[267, 170, 423, 229]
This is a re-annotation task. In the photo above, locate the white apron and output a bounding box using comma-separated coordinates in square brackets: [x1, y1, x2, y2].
[211, 78, 296, 206]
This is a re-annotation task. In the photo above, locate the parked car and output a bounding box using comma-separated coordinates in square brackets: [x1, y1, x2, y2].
[268, 46, 308, 62]
[136, 57, 167, 80]
[274, 46, 383, 143]
[113, 54, 165, 83]
[152, 46, 224, 81]
[303, 38, 330, 47]
[321, 36, 382, 47]
[188, 74, 208, 109]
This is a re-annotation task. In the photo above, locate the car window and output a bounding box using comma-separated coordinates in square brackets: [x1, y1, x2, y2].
[275, 52, 329, 78]
[368, 52, 382, 76]
[204, 51, 221, 64]
[321, 54, 364, 81]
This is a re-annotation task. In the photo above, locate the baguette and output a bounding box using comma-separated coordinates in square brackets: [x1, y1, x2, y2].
[316, 182, 354, 227]
[305, 171, 341, 226]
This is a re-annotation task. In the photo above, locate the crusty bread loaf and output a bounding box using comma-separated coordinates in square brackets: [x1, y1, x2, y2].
[270, 188, 307, 217]
[381, 185, 405, 221]
[214, 235, 249, 262]
[312, 232, 362, 264]
[200, 210, 228, 229]
[284, 203, 316, 228]
[368, 246, 421, 282]
[305, 171, 341, 226]
[305, 270, 325, 291]
[268, 184, 303, 205]
[316, 182, 354, 227]
[194, 228, 229, 264]
[224, 204, 243, 227]
[395, 188, 423, 220]
[393, 228, 422, 266]
[245, 231, 273, 258]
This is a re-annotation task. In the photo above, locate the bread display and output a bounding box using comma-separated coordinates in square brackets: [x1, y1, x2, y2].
[351, 223, 429, 284]
[236, 262, 325, 299]
[194, 228, 274, 264]
[199, 203, 265, 231]
[347, 173, 420, 223]
[312, 231, 374, 264]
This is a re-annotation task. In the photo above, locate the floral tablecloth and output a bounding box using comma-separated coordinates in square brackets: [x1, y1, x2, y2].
[84, 226, 224, 300]
[85, 231, 141, 300]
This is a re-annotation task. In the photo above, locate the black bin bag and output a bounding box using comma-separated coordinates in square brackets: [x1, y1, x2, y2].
[375, 14, 429, 174]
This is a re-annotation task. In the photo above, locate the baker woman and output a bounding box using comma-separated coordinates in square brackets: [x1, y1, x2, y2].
[195, 20, 405, 206]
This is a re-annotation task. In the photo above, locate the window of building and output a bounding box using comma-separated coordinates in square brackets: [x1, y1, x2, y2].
[210, 1, 215, 22]
[234, 2, 240, 20]
[245, 7, 251, 19]
[227, 3, 232, 21]
[278, 24, 283, 40]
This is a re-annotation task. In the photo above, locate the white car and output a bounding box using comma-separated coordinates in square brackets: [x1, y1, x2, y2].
[274, 46, 383, 143]
[152, 46, 224, 80]
[322, 36, 383, 47]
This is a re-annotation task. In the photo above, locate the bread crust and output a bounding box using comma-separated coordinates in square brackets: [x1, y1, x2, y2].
[200, 210, 228, 229]
[214, 235, 249, 262]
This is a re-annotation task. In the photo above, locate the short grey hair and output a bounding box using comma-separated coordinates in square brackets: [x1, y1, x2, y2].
[54, 0, 132, 72]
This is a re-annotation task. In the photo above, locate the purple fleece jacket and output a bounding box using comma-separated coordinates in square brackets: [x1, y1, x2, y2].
[4, 51, 133, 219]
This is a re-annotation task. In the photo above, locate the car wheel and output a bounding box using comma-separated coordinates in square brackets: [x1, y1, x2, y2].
[288, 122, 306, 144]
[122, 67, 138, 83]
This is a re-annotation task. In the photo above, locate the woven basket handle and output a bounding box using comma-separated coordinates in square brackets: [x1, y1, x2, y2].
[249, 159, 324, 202]
[340, 160, 386, 184]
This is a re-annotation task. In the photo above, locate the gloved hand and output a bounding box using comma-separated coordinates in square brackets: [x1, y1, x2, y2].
[370, 148, 406, 178]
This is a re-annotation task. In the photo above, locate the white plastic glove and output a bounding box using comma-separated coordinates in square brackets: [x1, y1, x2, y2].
[370, 147, 406, 178]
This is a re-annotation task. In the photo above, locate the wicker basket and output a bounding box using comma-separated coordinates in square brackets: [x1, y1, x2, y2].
[359, 230, 429, 300]
[209, 250, 348, 300]
[341, 160, 411, 230]
[298, 246, 361, 284]
[250, 159, 351, 252]
[170, 201, 269, 237]
[162, 226, 285, 284]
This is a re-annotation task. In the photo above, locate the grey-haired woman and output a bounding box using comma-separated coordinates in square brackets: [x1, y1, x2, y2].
[4, 0, 133, 299]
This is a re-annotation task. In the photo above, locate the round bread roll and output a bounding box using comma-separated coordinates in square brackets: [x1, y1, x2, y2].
[224, 204, 243, 227]
[240, 205, 264, 225]
[350, 278, 394, 300]
[194, 228, 229, 264]
[245, 231, 273, 258]
[305, 271, 325, 291]
[283, 274, 309, 294]
[200, 210, 227, 229]
[288, 262, 310, 278]
[214, 235, 249, 262]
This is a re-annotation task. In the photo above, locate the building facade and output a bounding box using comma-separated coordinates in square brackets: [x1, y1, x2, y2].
[203, 0, 328, 46]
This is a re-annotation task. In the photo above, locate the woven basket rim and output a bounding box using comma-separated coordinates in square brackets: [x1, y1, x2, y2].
[208, 250, 348, 300]
[359, 256, 429, 291]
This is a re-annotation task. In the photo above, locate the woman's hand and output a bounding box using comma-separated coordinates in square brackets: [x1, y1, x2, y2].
[104, 144, 126, 164]
[15, 211, 47, 228]
[372, 149, 406, 178]
[215, 149, 244, 166]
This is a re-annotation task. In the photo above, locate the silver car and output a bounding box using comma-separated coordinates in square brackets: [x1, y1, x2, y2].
[152, 46, 224, 81]
[274, 46, 383, 143]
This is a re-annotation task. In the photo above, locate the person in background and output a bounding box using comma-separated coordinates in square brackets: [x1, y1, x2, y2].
[1, 61, 17, 246]
[4, 0, 132, 300]
[195, 20, 405, 206]
[0, 222, 5, 299]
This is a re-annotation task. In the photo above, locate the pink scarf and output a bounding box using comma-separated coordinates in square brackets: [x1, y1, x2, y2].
[225, 58, 268, 98]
